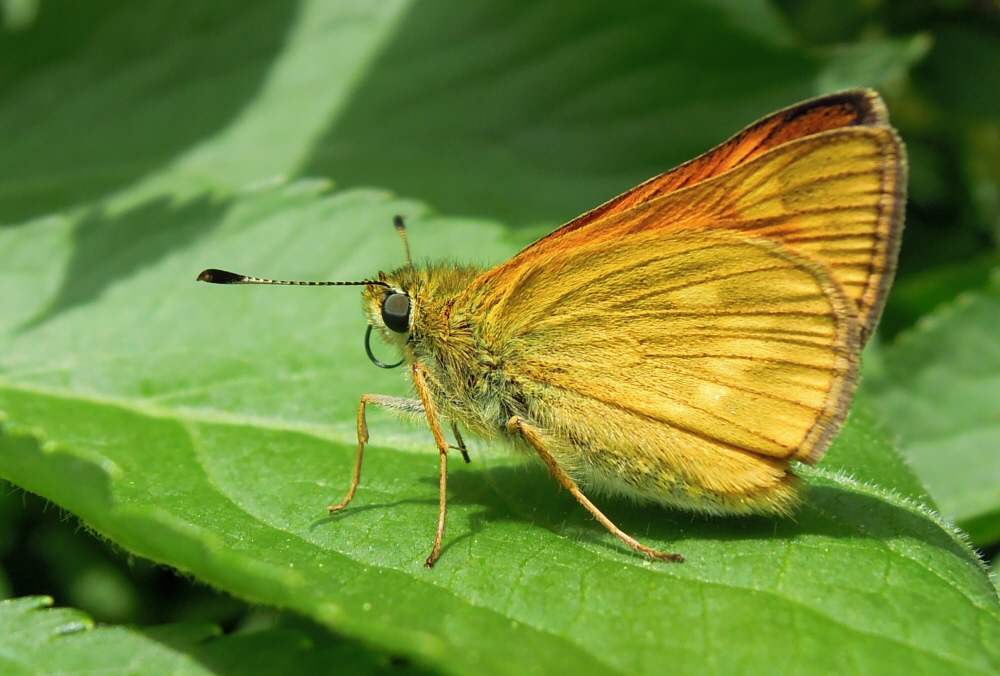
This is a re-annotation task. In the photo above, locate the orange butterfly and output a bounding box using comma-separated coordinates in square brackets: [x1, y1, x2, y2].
[199, 89, 906, 566]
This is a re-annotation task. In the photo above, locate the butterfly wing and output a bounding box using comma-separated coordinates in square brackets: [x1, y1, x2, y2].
[529, 89, 890, 238]
[459, 100, 905, 499]
[474, 226, 859, 456]
[518, 89, 904, 344]
[462, 227, 860, 514]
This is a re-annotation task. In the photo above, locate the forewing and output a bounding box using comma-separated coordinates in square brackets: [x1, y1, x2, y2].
[475, 231, 859, 464]
[527, 89, 890, 245]
[481, 125, 903, 345]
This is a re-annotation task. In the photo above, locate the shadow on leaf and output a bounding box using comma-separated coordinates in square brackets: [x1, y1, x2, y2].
[383, 459, 978, 563]
[21, 194, 229, 329]
[0, 1, 298, 223]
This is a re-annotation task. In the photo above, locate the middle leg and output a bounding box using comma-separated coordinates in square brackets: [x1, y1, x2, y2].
[412, 363, 453, 568]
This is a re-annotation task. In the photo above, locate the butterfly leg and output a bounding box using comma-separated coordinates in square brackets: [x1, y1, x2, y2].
[328, 394, 424, 512]
[506, 416, 685, 563]
[451, 423, 471, 464]
[412, 363, 452, 568]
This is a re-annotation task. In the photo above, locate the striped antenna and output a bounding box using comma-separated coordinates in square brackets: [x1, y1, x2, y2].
[196, 269, 389, 288]
[393, 215, 413, 268]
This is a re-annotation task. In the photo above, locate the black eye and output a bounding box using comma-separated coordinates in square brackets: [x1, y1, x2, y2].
[381, 292, 410, 333]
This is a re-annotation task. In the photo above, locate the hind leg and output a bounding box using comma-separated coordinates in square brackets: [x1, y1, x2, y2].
[506, 416, 684, 563]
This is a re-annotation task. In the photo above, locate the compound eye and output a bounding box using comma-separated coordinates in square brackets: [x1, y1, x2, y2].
[381, 292, 410, 333]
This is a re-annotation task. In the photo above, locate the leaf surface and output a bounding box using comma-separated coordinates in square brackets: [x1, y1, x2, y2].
[867, 274, 1000, 545]
[1, 186, 997, 676]
[0, 596, 411, 675]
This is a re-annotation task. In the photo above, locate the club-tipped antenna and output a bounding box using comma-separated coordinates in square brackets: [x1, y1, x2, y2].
[394, 215, 413, 268]
[196, 268, 389, 288]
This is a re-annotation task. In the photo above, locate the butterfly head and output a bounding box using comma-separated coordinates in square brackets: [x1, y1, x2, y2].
[360, 264, 425, 369]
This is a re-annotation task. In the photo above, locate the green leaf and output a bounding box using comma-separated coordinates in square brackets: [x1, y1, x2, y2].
[1, 2, 993, 674]
[0, 596, 411, 675]
[0, 0, 923, 227]
[0, 0, 412, 220]
[879, 250, 1000, 339]
[867, 272, 1000, 545]
[1, 184, 999, 675]
[300, 1, 924, 227]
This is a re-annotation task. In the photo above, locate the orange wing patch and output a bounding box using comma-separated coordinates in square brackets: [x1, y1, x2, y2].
[530, 89, 890, 243]
[510, 89, 904, 344]
[483, 121, 903, 345]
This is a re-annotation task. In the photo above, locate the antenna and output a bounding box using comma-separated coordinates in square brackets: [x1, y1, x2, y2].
[199, 217, 414, 287]
[196, 269, 389, 288]
[394, 215, 413, 268]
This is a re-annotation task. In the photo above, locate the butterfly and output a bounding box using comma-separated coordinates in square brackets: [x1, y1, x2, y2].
[199, 88, 906, 566]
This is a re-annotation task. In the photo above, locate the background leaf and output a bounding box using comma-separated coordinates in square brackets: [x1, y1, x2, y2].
[0, 596, 419, 675]
[2, 184, 999, 675]
[867, 273, 1000, 545]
